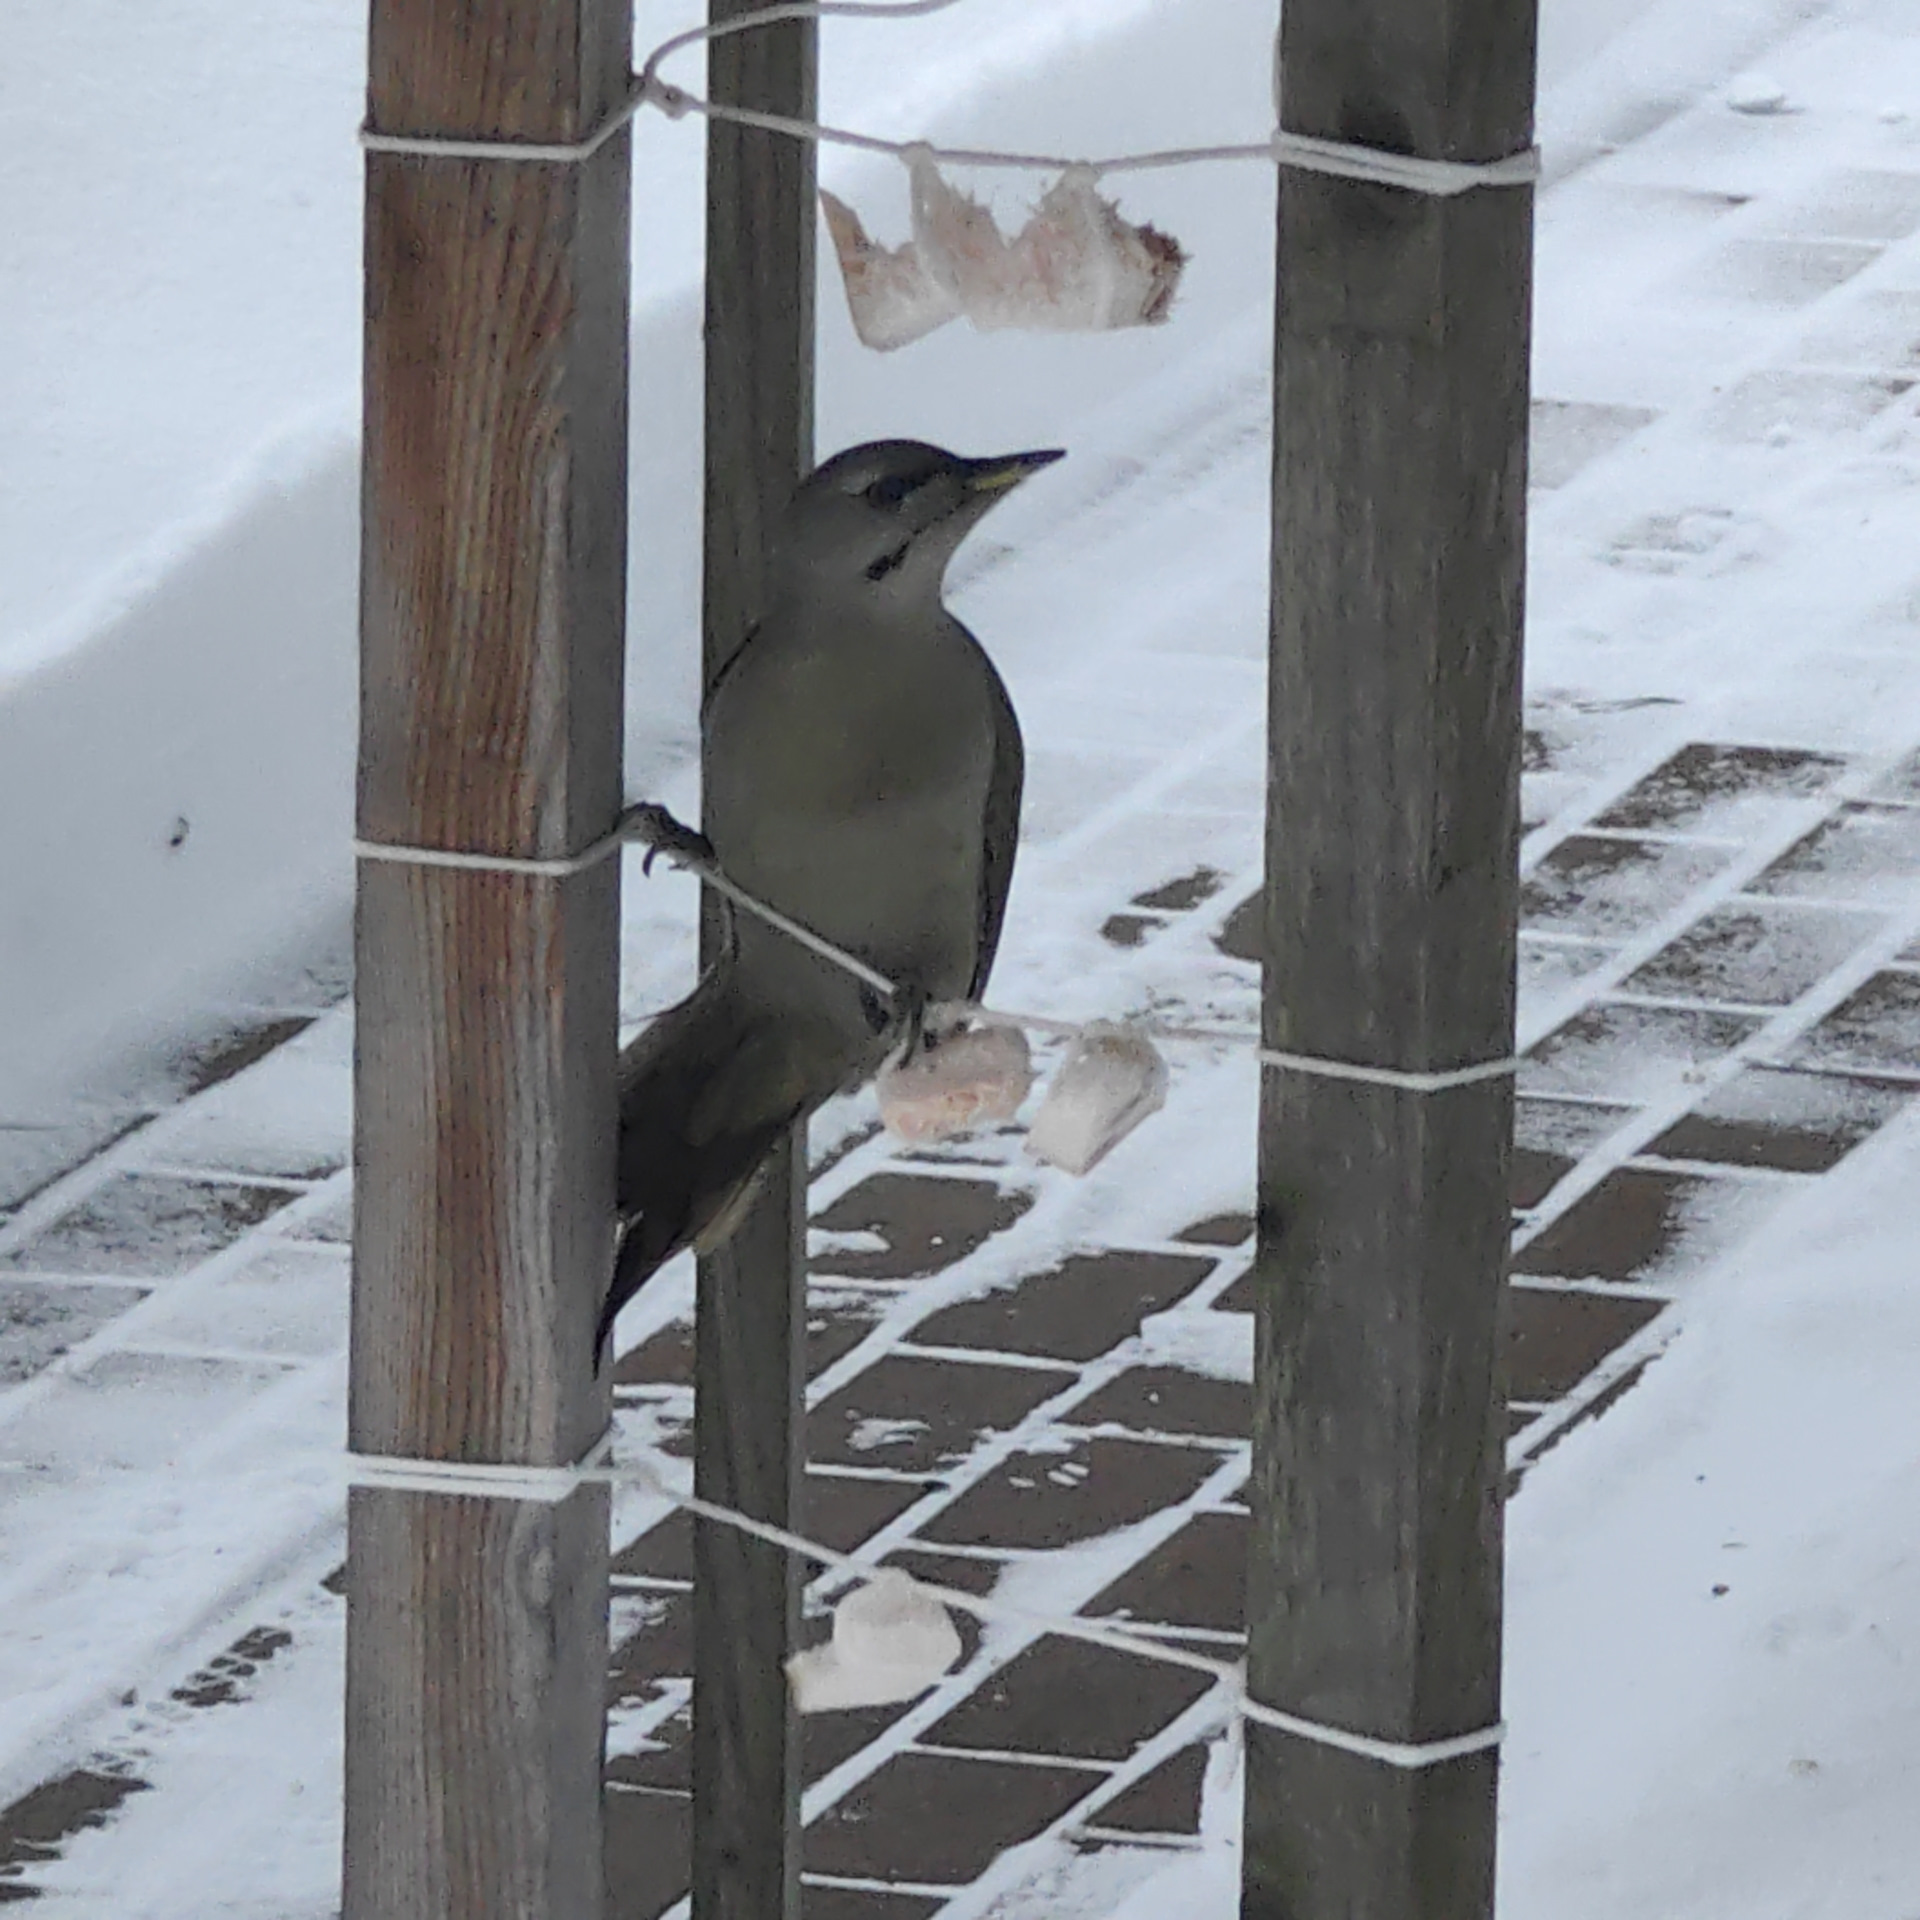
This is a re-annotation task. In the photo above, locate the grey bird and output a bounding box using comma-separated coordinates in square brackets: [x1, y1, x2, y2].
[600, 439, 1063, 1359]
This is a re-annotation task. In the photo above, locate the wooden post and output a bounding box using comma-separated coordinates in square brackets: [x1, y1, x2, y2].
[1243, 5, 1535, 1918]
[345, 3, 628, 1916]
[691, 7, 816, 1919]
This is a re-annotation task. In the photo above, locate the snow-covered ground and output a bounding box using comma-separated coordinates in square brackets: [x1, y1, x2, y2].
[4, 0, 1920, 1914]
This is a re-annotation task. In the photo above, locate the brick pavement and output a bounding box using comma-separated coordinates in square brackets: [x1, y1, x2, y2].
[9, 6, 1920, 1899]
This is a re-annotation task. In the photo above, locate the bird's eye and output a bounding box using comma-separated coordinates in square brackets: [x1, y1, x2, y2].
[863, 473, 918, 508]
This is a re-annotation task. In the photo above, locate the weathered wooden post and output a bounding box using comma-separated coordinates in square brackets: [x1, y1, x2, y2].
[1244, 3, 1536, 1917]
[345, 1, 629, 1914]
[690, 6, 817, 1918]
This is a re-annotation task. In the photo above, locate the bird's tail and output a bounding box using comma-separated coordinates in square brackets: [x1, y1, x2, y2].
[597, 973, 819, 1364]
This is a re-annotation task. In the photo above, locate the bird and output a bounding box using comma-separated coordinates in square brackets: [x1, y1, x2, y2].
[600, 438, 1063, 1361]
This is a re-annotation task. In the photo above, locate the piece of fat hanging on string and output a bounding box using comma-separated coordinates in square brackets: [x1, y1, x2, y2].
[821, 147, 1187, 351]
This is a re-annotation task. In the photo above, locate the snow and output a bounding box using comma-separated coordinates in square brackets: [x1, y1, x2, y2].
[1501, 1105, 1920, 1919]
[5, 0, 1920, 1913]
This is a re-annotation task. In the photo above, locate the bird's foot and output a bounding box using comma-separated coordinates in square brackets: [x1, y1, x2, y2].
[618, 801, 716, 878]
[871, 979, 946, 1063]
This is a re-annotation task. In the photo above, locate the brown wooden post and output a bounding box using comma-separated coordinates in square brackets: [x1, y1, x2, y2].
[345, 3, 629, 1916]
[690, 7, 817, 1919]
[1244, 4, 1536, 1918]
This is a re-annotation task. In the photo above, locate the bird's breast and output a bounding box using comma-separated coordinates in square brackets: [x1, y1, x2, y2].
[702, 614, 1000, 992]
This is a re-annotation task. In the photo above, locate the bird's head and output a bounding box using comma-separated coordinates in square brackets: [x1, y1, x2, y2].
[774, 439, 1065, 600]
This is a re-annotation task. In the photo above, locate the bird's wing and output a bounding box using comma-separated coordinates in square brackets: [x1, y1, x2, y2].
[970, 652, 1024, 1002]
[703, 619, 760, 713]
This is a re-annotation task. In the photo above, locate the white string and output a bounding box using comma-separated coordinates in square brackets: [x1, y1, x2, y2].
[638, 70, 1538, 195]
[353, 836, 621, 879]
[342, 1435, 1501, 1770]
[1258, 1047, 1520, 1093]
[355, 817, 1519, 1091]
[355, 0, 1540, 197]
[346, 1424, 617, 1502]
[360, 89, 645, 164]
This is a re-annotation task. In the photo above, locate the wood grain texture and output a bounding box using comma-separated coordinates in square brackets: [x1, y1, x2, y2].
[348, 2, 628, 1915]
[1243, 4, 1535, 1917]
[690, 9, 817, 1920]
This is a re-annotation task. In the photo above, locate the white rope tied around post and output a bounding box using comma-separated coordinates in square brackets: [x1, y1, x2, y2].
[342, 1429, 1502, 1771]
[355, 0, 1540, 198]
[353, 811, 1520, 1093]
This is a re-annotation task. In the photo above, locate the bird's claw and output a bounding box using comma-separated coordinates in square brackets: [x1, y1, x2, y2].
[618, 801, 716, 878]
[884, 981, 941, 1062]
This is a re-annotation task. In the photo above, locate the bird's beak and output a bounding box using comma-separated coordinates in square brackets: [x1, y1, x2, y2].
[959, 448, 1067, 496]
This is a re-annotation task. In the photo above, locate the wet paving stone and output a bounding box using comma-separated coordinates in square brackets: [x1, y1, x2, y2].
[0, 1765, 150, 1899]
[811, 1175, 1035, 1282]
[1511, 1147, 1576, 1210]
[1506, 1288, 1666, 1400]
[1086, 1742, 1211, 1837]
[0, 1279, 147, 1385]
[804, 1473, 934, 1553]
[921, 1437, 1222, 1551]
[1748, 802, 1920, 900]
[1592, 743, 1846, 838]
[1134, 868, 1226, 913]
[1511, 1167, 1771, 1285]
[806, 1285, 895, 1375]
[607, 1726, 690, 1795]
[613, 1319, 694, 1389]
[1212, 1271, 1252, 1312]
[803, 1700, 918, 1788]
[1522, 1002, 1760, 1105]
[603, 1783, 690, 1919]
[909, 1251, 1216, 1363]
[607, 1591, 692, 1706]
[1647, 1066, 1909, 1171]
[615, 1288, 913, 1400]
[0, 1114, 150, 1215]
[808, 1353, 1077, 1473]
[1213, 894, 1260, 965]
[1069, 1367, 1249, 1441]
[615, 1473, 935, 1583]
[1521, 834, 1735, 940]
[1514, 1097, 1637, 1159]
[0, 1174, 297, 1278]
[924, 1634, 1214, 1763]
[1174, 1212, 1253, 1248]
[1517, 1354, 1659, 1476]
[169, 1624, 294, 1710]
[804, 1749, 1100, 1883]
[878, 1546, 1009, 1599]
[1624, 901, 1881, 1005]
[612, 1283, 892, 1389]
[170, 1015, 318, 1099]
[612, 1512, 692, 1582]
[1083, 1511, 1248, 1635]
[1100, 912, 1156, 949]
[800, 1885, 947, 1920]
[280, 1181, 350, 1245]
[1784, 971, 1920, 1075]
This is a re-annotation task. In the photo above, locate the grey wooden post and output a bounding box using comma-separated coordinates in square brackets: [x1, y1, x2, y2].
[1243, 3, 1537, 1916]
[690, 6, 817, 1918]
